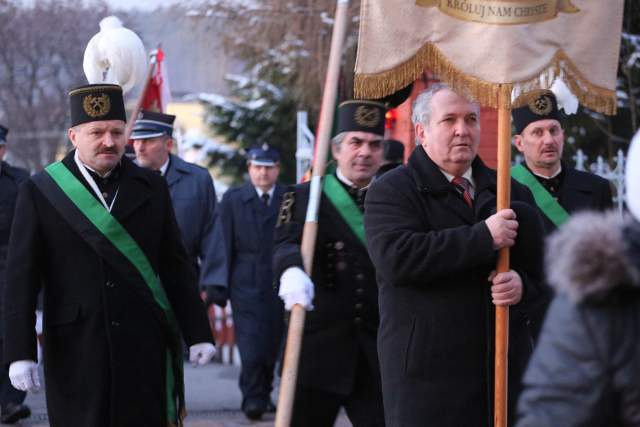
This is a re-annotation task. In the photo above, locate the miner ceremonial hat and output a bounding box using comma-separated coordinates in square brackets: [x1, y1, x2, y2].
[0, 125, 7, 145]
[512, 89, 561, 135]
[247, 144, 280, 167]
[130, 110, 176, 140]
[336, 100, 386, 137]
[69, 84, 126, 127]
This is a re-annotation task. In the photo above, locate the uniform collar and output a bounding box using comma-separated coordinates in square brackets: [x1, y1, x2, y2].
[336, 167, 373, 190]
[254, 185, 275, 199]
[158, 156, 170, 176]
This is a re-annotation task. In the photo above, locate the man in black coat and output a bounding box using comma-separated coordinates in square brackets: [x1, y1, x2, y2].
[273, 100, 387, 427]
[364, 84, 545, 427]
[215, 145, 285, 420]
[0, 125, 30, 424]
[511, 89, 613, 234]
[3, 84, 216, 427]
[511, 89, 614, 339]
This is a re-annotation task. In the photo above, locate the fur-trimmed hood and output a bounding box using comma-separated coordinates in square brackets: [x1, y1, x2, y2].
[546, 211, 640, 303]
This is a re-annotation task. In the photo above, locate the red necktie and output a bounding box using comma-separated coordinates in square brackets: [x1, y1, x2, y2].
[452, 176, 473, 208]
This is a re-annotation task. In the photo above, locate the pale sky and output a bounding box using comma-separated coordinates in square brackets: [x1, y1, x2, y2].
[104, 0, 190, 11]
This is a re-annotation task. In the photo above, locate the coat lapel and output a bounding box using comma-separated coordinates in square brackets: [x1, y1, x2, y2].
[265, 183, 284, 221]
[164, 154, 187, 189]
[60, 151, 152, 225]
[109, 157, 152, 222]
[409, 146, 475, 224]
[240, 183, 264, 239]
[471, 159, 498, 220]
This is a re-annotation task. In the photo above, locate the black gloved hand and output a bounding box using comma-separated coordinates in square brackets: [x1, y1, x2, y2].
[204, 285, 228, 308]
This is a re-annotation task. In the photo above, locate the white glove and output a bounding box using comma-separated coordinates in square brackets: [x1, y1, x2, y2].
[189, 342, 216, 366]
[9, 360, 40, 392]
[279, 266, 315, 311]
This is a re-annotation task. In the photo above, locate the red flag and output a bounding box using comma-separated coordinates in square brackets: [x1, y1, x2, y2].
[141, 48, 171, 112]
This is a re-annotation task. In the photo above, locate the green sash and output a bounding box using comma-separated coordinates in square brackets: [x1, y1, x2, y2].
[322, 174, 366, 246]
[511, 164, 570, 228]
[44, 161, 183, 425]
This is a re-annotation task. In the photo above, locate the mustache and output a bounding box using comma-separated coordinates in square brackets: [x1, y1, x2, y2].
[97, 148, 119, 154]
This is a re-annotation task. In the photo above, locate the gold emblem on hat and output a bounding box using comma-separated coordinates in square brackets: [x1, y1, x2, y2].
[529, 94, 553, 116]
[354, 105, 380, 128]
[83, 93, 111, 118]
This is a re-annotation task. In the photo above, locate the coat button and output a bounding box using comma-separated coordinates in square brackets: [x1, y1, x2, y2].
[336, 261, 347, 271]
[111, 321, 120, 327]
[355, 303, 363, 310]
[355, 288, 364, 295]
[354, 317, 362, 324]
[356, 273, 365, 281]
[106, 281, 115, 288]
[334, 241, 345, 250]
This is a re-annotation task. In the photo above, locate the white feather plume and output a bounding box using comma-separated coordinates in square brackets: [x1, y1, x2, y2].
[83, 16, 147, 94]
[550, 77, 579, 115]
[627, 130, 640, 222]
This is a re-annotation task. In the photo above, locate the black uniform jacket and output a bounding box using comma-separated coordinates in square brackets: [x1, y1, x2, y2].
[538, 163, 613, 234]
[0, 162, 28, 339]
[273, 178, 381, 396]
[364, 146, 545, 427]
[526, 163, 614, 340]
[3, 151, 212, 427]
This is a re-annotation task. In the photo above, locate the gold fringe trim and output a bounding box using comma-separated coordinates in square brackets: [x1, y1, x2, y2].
[354, 43, 617, 115]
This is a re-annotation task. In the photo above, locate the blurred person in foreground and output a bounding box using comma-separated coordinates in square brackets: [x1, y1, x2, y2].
[516, 130, 640, 427]
[0, 125, 30, 424]
[3, 84, 215, 427]
[273, 100, 387, 427]
[364, 83, 545, 426]
[214, 144, 285, 420]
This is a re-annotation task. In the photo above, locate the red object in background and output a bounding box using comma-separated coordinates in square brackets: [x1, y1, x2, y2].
[141, 48, 171, 113]
[385, 108, 397, 130]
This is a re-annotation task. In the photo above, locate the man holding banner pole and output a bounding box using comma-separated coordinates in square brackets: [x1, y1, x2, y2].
[3, 84, 215, 427]
[274, 100, 386, 427]
[364, 84, 545, 427]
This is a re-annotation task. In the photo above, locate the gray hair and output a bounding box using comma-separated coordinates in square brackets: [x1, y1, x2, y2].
[331, 132, 349, 151]
[411, 82, 480, 128]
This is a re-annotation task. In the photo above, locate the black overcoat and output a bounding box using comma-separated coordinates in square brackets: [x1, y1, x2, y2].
[273, 179, 381, 396]
[525, 163, 614, 340]
[3, 151, 212, 427]
[0, 162, 28, 339]
[364, 146, 545, 427]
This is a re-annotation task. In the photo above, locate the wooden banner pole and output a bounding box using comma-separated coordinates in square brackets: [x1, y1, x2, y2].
[494, 84, 512, 427]
[275, 1, 351, 426]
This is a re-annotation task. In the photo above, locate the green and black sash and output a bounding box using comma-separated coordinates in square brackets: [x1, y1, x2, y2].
[322, 174, 366, 246]
[33, 161, 184, 426]
[511, 163, 569, 228]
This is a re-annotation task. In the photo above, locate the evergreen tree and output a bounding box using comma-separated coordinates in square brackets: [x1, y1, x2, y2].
[561, 1, 640, 163]
[200, 73, 297, 185]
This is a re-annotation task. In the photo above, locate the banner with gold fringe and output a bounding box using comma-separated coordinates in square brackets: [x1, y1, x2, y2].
[354, 0, 624, 114]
